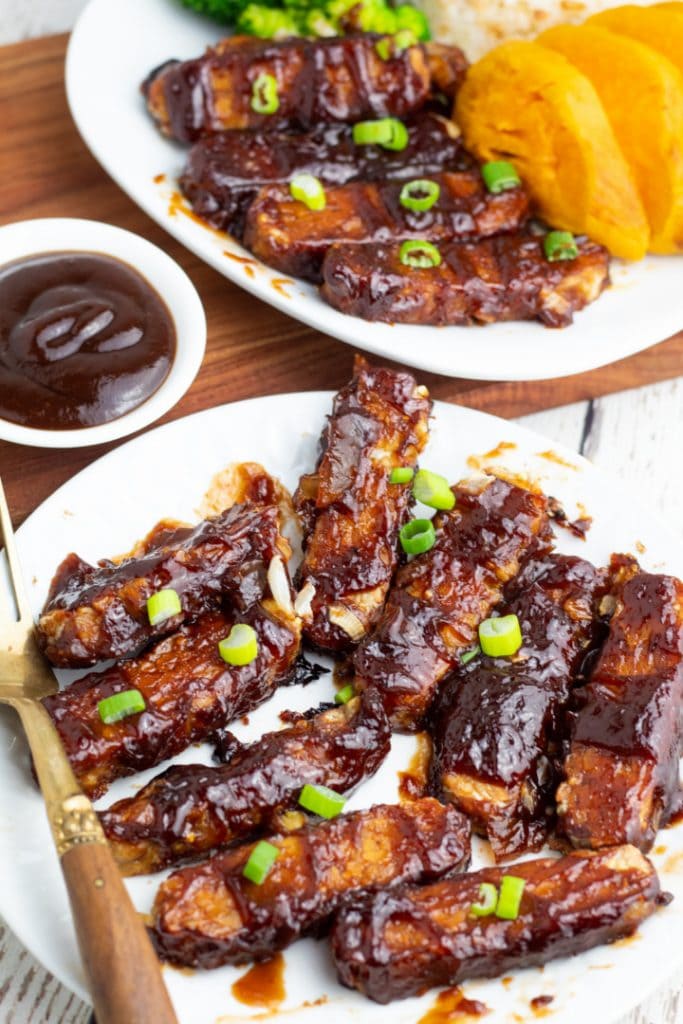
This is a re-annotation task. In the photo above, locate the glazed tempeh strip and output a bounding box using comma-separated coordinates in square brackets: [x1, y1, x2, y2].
[100, 690, 390, 875]
[244, 171, 530, 282]
[321, 232, 610, 327]
[151, 798, 471, 968]
[354, 476, 553, 730]
[294, 356, 431, 652]
[180, 113, 469, 238]
[556, 555, 683, 852]
[37, 502, 288, 668]
[43, 601, 300, 800]
[331, 846, 662, 1003]
[143, 34, 433, 142]
[430, 554, 608, 859]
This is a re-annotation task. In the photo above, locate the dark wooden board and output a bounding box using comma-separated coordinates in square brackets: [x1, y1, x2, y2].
[1, 33, 682, 527]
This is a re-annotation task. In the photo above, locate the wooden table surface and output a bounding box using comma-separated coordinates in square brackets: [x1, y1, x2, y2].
[1, 7, 682, 1024]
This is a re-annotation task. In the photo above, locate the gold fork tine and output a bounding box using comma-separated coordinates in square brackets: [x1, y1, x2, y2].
[0, 476, 32, 624]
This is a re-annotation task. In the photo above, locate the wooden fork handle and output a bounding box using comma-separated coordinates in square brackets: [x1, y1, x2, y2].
[60, 833, 178, 1024]
[16, 701, 178, 1024]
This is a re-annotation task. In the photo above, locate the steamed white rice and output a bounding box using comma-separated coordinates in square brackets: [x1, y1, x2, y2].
[413, 0, 659, 59]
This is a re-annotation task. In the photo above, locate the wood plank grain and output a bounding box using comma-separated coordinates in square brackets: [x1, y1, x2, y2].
[1, 33, 682, 528]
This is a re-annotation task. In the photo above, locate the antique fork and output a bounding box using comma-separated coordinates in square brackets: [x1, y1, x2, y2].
[0, 478, 178, 1024]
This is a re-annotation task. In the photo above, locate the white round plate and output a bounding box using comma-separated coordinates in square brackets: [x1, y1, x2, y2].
[65, 0, 683, 382]
[1, 392, 683, 1023]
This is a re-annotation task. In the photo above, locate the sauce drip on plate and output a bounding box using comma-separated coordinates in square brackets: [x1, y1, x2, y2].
[0, 251, 176, 429]
[231, 953, 286, 1009]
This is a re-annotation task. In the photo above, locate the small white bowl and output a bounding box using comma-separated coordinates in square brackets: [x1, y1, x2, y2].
[0, 217, 206, 448]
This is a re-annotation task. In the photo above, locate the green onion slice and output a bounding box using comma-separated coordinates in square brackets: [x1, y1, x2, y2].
[218, 623, 259, 666]
[412, 468, 455, 510]
[399, 517, 436, 555]
[352, 118, 408, 151]
[496, 875, 526, 920]
[299, 783, 347, 819]
[383, 119, 409, 150]
[146, 588, 182, 626]
[334, 683, 355, 705]
[399, 240, 442, 269]
[400, 179, 441, 213]
[478, 614, 523, 658]
[544, 230, 579, 262]
[251, 72, 279, 114]
[470, 881, 498, 917]
[389, 467, 415, 484]
[98, 689, 146, 725]
[481, 160, 521, 194]
[460, 646, 481, 666]
[243, 840, 279, 885]
[289, 173, 326, 211]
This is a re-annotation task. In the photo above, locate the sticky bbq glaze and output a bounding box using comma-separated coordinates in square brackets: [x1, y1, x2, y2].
[0, 251, 176, 430]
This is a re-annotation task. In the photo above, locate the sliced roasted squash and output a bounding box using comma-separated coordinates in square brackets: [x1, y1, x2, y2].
[455, 40, 650, 260]
[540, 24, 683, 253]
[589, 6, 683, 78]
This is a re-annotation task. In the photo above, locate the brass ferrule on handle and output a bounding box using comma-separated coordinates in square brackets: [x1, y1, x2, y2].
[48, 793, 107, 858]
[15, 701, 106, 856]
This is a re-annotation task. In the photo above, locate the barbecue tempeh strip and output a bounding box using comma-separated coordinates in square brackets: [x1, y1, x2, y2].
[100, 689, 390, 875]
[556, 555, 683, 852]
[354, 476, 553, 730]
[294, 356, 431, 652]
[43, 601, 300, 800]
[150, 798, 471, 968]
[429, 554, 608, 859]
[331, 846, 662, 1003]
[180, 113, 470, 238]
[37, 503, 289, 668]
[321, 233, 610, 327]
[245, 172, 530, 282]
[143, 35, 433, 142]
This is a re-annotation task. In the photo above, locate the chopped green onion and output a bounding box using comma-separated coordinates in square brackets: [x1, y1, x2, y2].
[146, 588, 182, 626]
[251, 72, 279, 115]
[400, 179, 441, 213]
[412, 469, 455, 511]
[218, 623, 259, 666]
[242, 840, 279, 885]
[299, 783, 347, 819]
[289, 173, 326, 211]
[389, 467, 415, 484]
[544, 230, 579, 262]
[352, 118, 408, 151]
[335, 684, 355, 705]
[399, 518, 436, 556]
[399, 240, 442, 269]
[481, 160, 521, 194]
[98, 689, 146, 725]
[496, 875, 526, 920]
[478, 614, 523, 658]
[470, 882, 498, 917]
[460, 646, 481, 666]
[383, 119, 409, 151]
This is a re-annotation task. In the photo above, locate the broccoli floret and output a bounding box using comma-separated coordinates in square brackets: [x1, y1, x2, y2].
[395, 4, 431, 40]
[179, 0, 277, 23]
[237, 2, 302, 36]
[303, 9, 340, 35]
[332, 0, 398, 34]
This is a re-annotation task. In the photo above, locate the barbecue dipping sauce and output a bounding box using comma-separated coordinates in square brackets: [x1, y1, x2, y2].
[0, 251, 176, 430]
